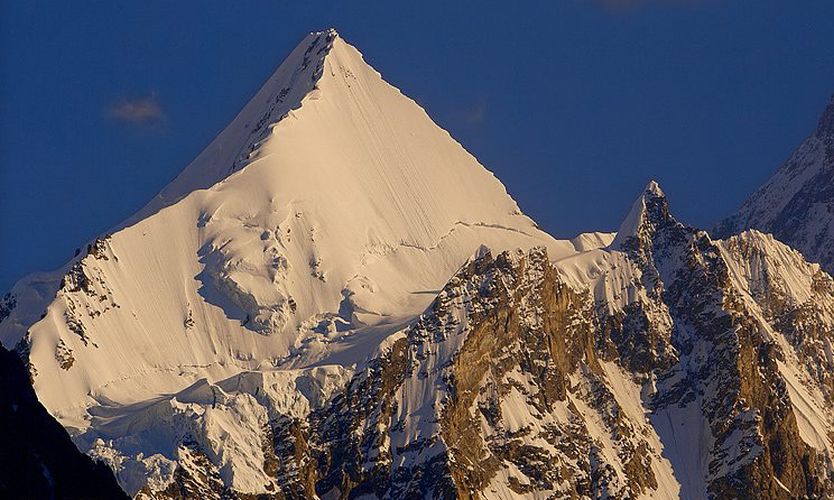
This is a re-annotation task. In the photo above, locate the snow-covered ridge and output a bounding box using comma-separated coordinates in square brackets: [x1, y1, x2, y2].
[718, 229, 826, 310]
[569, 231, 615, 252]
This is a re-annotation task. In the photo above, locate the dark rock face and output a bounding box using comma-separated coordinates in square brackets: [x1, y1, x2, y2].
[297, 248, 668, 499]
[613, 184, 834, 498]
[0, 344, 127, 499]
[311, 336, 419, 498]
[607, 183, 686, 374]
[0, 293, 15, 324]
[137, 443, 225, 500]
[664, 236, 821, 499]
[645, 190, 834, 499]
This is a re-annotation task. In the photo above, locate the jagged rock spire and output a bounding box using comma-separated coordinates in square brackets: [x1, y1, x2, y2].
[611, 180, 675, 250]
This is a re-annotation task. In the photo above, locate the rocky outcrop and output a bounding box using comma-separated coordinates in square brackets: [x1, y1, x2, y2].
[302, 248, 671, 499]
[612, 184, 834, 499]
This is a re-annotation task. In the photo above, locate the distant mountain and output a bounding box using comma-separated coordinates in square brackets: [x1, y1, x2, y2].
[717, 96, 834, 274]
[0, 344, 127, 499]
[1, 29, 832, 499]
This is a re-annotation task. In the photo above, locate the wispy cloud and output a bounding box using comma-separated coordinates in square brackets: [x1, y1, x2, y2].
[106, 94, 165, 125]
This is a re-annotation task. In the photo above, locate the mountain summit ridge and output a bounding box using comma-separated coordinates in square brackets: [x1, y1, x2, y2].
[815, 94, 834, 137]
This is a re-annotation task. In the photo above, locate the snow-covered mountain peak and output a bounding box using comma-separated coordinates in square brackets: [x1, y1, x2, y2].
[610, 180, 675, 250]
[717, 228, 829, 309]
[3, 28, 834, 499]
[0, 31, 581, 477]
[132, 29, 341, 221]
[644, 179, 664, 196]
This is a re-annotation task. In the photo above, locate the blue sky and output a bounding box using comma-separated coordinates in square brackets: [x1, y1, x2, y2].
[1, 1, 833, 292]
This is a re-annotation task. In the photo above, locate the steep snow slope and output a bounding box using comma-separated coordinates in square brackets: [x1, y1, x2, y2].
[717, 231, 834, 453]
[130, 30, 340, 221]
[0, 30, 586, 496]
[717, 95, 834, 273]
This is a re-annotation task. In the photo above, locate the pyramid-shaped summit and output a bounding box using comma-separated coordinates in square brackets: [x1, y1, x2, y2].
[611, 180, 664, 247]
[0, 29, 587, 495]
[136, 29, 340, 218]
[609, 179, 686, 251]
